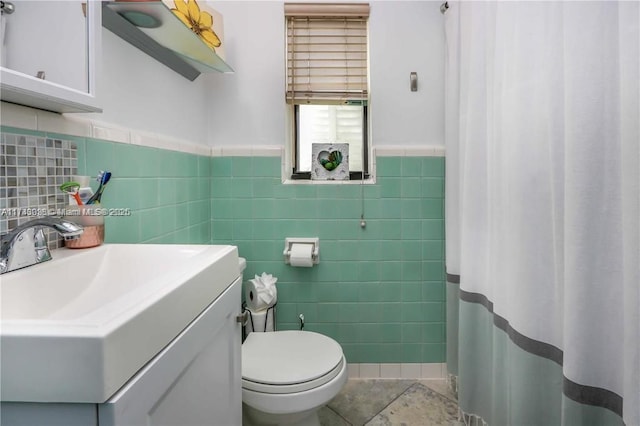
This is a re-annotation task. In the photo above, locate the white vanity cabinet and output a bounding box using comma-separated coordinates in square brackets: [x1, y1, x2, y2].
[99, 277, 243, 426]
[0, 277, 243, 426]
[0, 0, 101, 112]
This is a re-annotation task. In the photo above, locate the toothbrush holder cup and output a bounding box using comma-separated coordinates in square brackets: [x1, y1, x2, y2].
[63, 205, 105, 249]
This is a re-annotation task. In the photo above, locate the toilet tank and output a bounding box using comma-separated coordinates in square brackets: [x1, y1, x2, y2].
[239, 257, 247, 275]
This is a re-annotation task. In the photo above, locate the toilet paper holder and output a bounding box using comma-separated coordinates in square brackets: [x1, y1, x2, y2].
[283, 237, 320, 265]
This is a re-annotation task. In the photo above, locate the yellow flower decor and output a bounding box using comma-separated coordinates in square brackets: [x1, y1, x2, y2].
[171, 0, 221, 50]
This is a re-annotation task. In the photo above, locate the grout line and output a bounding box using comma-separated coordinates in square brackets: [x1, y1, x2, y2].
[325, 405, 353, 426]
[361, 379, 419, 425]
[418, 381, 459, 404]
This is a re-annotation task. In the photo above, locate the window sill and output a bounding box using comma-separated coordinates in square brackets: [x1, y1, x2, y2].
[282, 177, 376, 185]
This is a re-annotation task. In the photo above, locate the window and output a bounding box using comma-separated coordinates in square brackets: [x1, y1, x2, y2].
[285, 3, 370, 180]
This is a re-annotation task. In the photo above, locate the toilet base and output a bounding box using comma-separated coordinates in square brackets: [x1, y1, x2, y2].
[242, 403, 320, 426]
[241, 352, 347, 426]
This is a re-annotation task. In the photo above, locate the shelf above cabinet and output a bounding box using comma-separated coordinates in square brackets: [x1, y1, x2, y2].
[102, 1, 233, 81]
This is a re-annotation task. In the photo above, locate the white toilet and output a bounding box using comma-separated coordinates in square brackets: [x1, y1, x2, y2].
[239, 258, 348, 426]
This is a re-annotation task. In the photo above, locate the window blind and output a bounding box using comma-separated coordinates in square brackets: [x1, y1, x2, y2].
[285, 3, 369, 105]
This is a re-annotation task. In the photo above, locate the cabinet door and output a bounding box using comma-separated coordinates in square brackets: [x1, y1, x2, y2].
[2, 2, 88, 91]
[0, 0, 101, 112]
[99, 278, 242, 426]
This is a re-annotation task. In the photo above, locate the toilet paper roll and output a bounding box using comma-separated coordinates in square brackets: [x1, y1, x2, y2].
[247, 309, 275, 333]
[245, 280, 276, 311]
[289, 243, 314, 267]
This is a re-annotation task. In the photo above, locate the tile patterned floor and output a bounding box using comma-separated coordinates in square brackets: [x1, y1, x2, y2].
[318, 379, 459, 426]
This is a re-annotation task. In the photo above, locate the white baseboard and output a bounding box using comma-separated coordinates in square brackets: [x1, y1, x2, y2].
[347, 363, 446, 379]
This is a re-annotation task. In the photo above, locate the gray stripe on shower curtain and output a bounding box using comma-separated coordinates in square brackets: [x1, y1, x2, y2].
[446, 273, 460, 378]
[459, 288, 624, 419]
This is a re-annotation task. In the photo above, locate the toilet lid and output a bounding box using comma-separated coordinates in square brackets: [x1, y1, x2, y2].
[242, 331, 344, 393]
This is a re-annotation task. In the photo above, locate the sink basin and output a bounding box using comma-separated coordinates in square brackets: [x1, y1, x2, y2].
[0, 244, 239, 403]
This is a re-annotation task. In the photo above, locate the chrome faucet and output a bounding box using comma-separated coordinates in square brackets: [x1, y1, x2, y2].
[0, 217, 84, 274]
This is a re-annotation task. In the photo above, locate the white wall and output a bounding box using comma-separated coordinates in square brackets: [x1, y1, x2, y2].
[79, 29, 211, 144]
[369, 1, 445, 146]
[2, 1, 444, 148]
[206, 0, 445, 147]
[206, 1, 286, 147]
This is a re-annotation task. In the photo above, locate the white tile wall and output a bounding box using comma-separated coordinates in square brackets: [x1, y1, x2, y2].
[1, 102, 210, 157]
[2, 102, 446, 160]
[347, 363, 447, 379]
[374, 146, 446, 157]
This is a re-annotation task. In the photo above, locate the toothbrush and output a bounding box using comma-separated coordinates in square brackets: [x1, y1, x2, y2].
[60, 181, 83, 205]
[86, 171, 112, 205]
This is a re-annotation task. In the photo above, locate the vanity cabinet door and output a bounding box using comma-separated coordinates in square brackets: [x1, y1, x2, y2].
[98, 278, 242, 426]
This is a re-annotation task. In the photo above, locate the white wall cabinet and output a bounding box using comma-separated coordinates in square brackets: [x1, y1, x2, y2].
[0, 0, 101, 113]
[0, 278, 243, 426]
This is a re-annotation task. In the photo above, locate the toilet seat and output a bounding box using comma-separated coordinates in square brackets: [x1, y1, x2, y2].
[242, 330, 344, 394]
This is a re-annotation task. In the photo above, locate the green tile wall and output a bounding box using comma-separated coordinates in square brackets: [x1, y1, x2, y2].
[2, 124, 446, 364]
[79, 138, 211, 244]
[211, 156, 446, 363]
[1, 126, 211, 245]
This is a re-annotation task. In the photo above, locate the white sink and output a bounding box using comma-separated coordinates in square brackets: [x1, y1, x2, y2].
[0, 244, 239, 403]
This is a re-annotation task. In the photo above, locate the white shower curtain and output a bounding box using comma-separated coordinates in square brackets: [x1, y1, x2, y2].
[444, 1, 639, 425]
